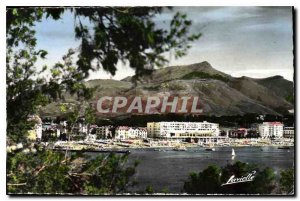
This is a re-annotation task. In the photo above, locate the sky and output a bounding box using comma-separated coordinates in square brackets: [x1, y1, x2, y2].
[35, 6, 294, 81]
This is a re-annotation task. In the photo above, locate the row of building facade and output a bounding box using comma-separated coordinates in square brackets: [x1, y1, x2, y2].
[147, 121, 294, 139]
[27, 117, 294, 141]
[258, 122, 295, 138]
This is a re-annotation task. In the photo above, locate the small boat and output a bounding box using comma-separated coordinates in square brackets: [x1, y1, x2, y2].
[205, 148, 215, 151]
[278, 146, 290, 150]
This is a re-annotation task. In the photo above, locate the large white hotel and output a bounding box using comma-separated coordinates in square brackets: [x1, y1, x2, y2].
[258, 122, 284, 138]
[147, 121, 220, 138]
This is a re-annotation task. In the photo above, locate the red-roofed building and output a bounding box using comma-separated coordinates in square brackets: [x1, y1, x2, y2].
[258, 122, 283, 138]
[229, 128, 248, 138]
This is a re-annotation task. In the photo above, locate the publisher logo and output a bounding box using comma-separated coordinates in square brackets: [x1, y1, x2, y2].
[221, 171, 256, 186]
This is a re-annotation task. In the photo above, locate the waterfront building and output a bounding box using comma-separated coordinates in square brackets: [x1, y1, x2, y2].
[283, 127, 294, 138]
[228, 128, 248, 138]
[115, 126, 129, 139]
[128, 127, 147, 139]
[115, 126, 148, 140]
[147, 121, 220, 138]
[258, 122, 283, 138]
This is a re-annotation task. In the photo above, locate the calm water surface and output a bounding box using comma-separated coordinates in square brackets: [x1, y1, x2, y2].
[125, 146, 294, 193]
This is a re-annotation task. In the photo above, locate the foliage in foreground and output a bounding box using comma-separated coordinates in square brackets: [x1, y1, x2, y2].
[279, 168, 294, 194]
[6, 7, 200, 143]
[6, 7, 200, 195]
[7, 148, 137, 195]
[183, 161, 294, 195]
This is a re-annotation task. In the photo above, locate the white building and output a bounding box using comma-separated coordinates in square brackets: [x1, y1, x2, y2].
[115, 126, 129, 139]
[283, 127, 294, 138]
[115, 126, 148, 140]
[147, 121, 220, 138]
[128, 127, 147, 139]
[258, 122, 283, 138]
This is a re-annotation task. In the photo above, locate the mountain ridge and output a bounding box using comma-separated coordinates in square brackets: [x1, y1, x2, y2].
[40, 61, 294, 117]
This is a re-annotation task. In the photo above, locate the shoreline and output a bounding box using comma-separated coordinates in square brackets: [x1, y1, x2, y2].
[48, 137, 294, 152]
[49, 144, 294, 153]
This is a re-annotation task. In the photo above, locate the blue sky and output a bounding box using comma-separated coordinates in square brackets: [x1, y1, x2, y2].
[35, 7, 294, 81]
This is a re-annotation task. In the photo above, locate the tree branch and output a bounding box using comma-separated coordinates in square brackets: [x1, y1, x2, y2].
[7, 182, 27, 186]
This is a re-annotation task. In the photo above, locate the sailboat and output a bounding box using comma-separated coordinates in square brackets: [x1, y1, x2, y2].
[232, 148, 236, 156]
[231, 148, 236, 160]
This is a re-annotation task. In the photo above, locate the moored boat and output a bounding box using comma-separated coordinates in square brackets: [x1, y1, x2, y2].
[278, 146, 290, 150]
[205, 148, 215, 151]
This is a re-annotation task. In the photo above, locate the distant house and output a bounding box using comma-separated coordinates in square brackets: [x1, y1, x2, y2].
[115, 126, 129, 140]
[115, 126, 148, 140]
[283, 127, 294, 138]
[128, 127, 147, 139]
[137, 127, 148, 139]
[229, 128, 248, 138]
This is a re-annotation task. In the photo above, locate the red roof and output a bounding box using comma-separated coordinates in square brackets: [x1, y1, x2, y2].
[265, 122, 283, 125]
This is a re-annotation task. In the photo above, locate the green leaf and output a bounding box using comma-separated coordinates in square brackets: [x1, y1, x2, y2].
[51, 69, 61, 77]
[12, 8, 18, 16]
[39, 50, 48, 59]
